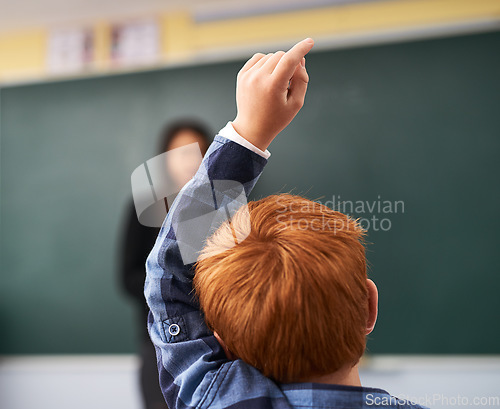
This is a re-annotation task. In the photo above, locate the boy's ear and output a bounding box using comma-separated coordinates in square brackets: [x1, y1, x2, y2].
[214, 331, 237, 360]
[366, 279, 378, 335]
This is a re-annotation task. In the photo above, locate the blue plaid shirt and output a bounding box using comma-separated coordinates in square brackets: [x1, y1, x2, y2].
[144, 135, 428, 409]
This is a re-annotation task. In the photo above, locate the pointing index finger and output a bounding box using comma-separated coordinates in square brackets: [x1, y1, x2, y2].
[272, 38, 314, 82]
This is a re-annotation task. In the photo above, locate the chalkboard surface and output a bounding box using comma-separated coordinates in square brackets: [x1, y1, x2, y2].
[1, 31, 499, 354]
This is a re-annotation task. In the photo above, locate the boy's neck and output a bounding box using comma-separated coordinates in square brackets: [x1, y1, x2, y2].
[304, 364, 361, 387]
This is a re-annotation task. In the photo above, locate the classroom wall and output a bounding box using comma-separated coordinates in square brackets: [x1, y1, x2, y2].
[1, 0, 500, 84]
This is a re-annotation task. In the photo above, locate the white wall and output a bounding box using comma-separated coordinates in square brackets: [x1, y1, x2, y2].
[360, 356, 500, 408]
[0, 355, 142, 409]
[1, 355, 499, 409]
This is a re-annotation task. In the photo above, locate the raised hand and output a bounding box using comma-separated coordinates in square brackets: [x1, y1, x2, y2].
[231, 38, 314, 151]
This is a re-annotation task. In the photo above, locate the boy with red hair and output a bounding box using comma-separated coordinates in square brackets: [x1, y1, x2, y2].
[145, 38, 427, 408]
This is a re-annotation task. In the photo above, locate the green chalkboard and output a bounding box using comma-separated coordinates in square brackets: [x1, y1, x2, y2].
[1, 31, 499, 354]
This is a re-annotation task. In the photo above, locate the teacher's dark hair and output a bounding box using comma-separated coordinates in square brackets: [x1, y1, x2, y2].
[158, 118, 212, 154]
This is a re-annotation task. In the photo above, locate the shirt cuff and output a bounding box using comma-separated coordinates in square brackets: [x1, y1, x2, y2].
[217, 121, 271, 159]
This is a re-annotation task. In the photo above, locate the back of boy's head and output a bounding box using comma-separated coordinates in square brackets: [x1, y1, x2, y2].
[194, 193, 368, 382]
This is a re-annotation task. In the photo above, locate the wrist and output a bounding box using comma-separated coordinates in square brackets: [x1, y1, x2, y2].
[231, 117, 274, 151]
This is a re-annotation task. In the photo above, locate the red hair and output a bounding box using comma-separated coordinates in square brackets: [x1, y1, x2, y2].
[194, 194, 368, 382]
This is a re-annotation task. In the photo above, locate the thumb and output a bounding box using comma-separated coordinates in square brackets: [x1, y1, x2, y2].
[287, 58, 309, 105]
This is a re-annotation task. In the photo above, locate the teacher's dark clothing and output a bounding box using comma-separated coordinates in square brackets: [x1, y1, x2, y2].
[119, 200, 168, 409]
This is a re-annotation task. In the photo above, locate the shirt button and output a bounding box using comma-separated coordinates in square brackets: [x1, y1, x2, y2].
[168, 323, 180, 336]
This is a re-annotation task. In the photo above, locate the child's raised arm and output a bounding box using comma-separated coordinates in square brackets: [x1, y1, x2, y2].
[144, 38, 314, 409]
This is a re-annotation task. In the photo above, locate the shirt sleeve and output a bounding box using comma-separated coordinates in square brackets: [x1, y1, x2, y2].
[144, 134, 269, 408]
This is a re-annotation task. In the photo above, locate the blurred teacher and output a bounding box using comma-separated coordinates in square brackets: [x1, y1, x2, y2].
[119, 119, 211, 409]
